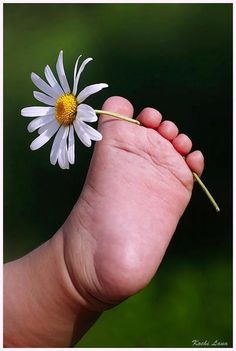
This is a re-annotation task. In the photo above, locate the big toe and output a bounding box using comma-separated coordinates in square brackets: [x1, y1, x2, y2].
[98, 96, 134, 127]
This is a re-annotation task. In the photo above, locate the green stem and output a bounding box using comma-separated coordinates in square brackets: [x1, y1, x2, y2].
[95, 109, 220, 213]
[94, 109, 141, 125]
[193, 172, 220, 212]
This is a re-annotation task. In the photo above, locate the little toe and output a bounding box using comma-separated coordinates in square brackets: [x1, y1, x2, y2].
[172, 133, 192, 155]
[136, 107, 162, 129]
[157, 120, 179, 141]
[186, 150, 204, 177]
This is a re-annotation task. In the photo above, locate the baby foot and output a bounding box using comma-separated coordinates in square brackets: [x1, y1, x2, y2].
[62, 96, 204, 309]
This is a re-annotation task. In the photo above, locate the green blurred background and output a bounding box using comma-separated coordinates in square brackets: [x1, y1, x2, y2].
[4, 3, 232, 348]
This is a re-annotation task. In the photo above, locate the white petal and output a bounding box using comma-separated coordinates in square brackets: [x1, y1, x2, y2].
[77, 104, 98, 122]
[72, 57, 93, 96]
[58, 147, 65, 169]
[57, 145, 64, 169]
[73, 55, 82, 82]
[56, 50, 70, 94]
[38, 119, 57, 134]
[27, 114, 55, 133]
[21, 106, 54, 117]
[31, 72, 60, 99]
[77, 83, 108, 103]
[68, 125, 75, 164]
[60, 144, 70, 169]
[73, 119, 91, 147]
[33, 91, 56, 106]
[50, 125, 66, 165]
[58, 127, 69, 169]
[80, 120, 103, 141]
[65, 150, 70, 169]
[44, 65, 64, 96]
[30, 121, 59, 151]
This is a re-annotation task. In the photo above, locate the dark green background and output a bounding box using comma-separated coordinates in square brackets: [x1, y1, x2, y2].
[4, 4, 232, 348]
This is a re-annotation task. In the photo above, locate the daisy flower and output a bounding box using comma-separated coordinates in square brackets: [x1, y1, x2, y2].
[21, 51, 108, 169]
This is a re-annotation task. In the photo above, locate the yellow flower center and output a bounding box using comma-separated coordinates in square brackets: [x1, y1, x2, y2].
[55, 94, 77, 126]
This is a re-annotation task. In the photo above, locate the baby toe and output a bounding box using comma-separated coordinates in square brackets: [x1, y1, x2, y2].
[137, 107, 162, 129]
[157, 120, 179, 141]
[172, 133, 192, 155]
[185, 150, 204, 177]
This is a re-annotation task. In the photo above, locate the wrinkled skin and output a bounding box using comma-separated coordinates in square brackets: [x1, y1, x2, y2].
[62, 96, 204, 310]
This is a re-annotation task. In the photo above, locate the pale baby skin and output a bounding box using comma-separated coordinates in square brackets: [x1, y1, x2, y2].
[4, 96, 204, 347]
